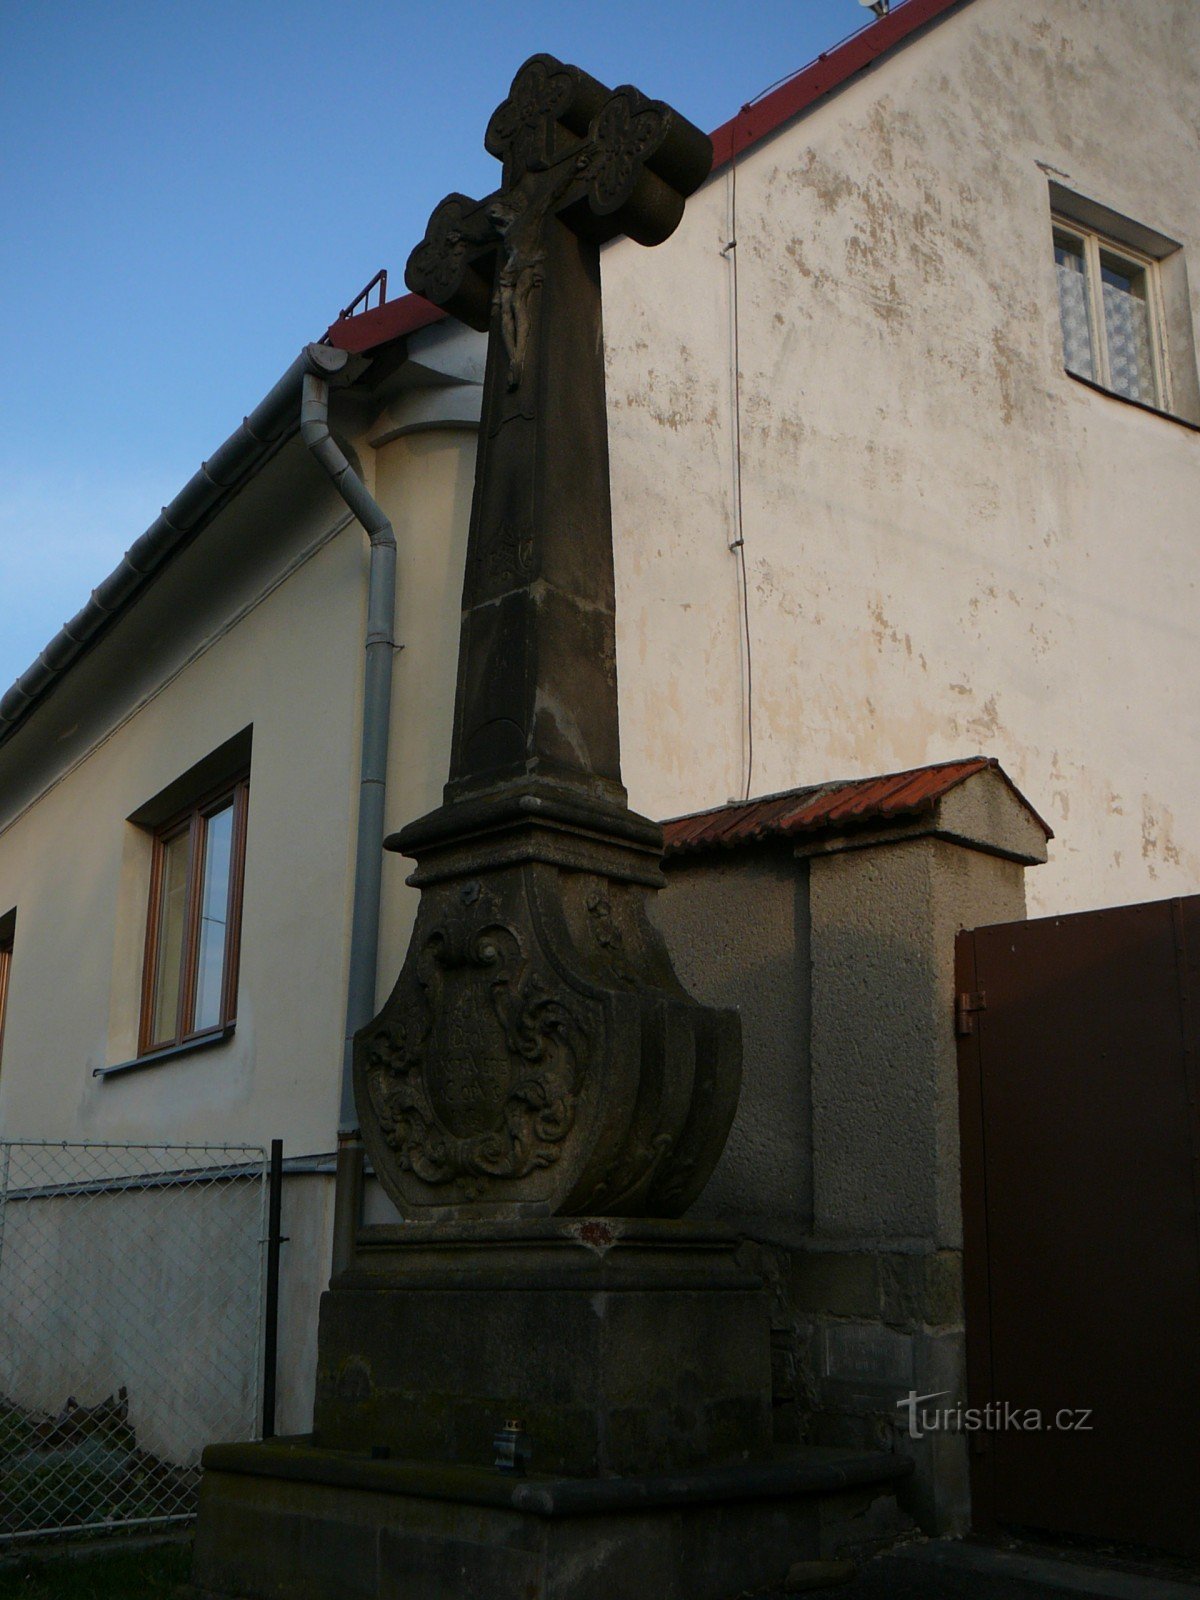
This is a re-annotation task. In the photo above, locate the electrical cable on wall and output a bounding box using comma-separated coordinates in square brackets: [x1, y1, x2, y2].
[718, 7, 888, 804]
[723, 142, 755, 803]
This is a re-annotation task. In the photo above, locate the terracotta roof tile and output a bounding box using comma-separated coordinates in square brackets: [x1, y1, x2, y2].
[661, 757, 1052, 856]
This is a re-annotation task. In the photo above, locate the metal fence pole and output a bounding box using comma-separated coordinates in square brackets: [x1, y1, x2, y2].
[0, 1142, 10, 1284]
[261, 1140, 284, 1440]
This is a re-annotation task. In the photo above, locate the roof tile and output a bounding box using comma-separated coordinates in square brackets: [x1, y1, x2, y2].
[662, 757, 1052, 856]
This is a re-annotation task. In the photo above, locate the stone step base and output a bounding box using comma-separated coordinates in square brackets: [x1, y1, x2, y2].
[188, 1438, 911, 1600]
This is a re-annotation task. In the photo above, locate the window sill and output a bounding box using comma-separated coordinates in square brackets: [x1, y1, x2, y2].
[94, 1024, 236, 1080]
[1064, 370, 1200, 434]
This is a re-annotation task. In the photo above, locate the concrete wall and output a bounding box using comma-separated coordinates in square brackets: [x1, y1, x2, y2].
[0, 1176, 264, 1464]
[654, 769, 1042, 1532]
[653, 843, 813, 1233]
[605, 0, 1200, 918]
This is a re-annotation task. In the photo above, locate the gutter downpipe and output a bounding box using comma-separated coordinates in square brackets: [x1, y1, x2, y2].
[300, 343, 396, 1277]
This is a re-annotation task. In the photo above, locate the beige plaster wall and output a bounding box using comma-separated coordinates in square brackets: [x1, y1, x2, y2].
[0, 410, 478, 1156]
[372, 426, 477, 992]
[604, 0, 1200, 918]
[0, 411, 476, 1430]
[0, 447, 361, 1151]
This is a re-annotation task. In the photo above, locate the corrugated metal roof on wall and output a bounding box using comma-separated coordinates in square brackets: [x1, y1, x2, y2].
[662, 757, 1052, 856]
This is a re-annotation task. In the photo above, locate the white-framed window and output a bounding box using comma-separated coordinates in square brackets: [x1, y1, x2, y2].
[1052, 217, 1170, 410]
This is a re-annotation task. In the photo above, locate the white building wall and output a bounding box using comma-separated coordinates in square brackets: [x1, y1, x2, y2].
[0, 402, 477, 1436]
[604, 0, 1200, 916]
[0, 404, 479, 1155]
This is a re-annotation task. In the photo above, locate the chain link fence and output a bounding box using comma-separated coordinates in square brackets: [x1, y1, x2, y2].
[0, 1142, 267, 1544]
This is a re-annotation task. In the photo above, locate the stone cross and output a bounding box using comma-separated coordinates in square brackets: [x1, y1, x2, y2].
[405, 53, 711, 810]
[355, 57, 737, 1222]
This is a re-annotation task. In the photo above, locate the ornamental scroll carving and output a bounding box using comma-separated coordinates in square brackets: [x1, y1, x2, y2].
[587, 89, 669, 213]
[360, 899, 588, 1194]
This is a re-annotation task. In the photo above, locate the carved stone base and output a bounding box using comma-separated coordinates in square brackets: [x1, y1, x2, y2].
[355, 801, 741, 1220]
[312, 1220, 770, 1477]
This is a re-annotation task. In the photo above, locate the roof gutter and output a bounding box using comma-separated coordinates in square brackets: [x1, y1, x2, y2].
[0, 349, 324, 744]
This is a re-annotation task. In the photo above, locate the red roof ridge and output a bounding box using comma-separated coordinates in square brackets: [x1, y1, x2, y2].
[709, 0, 968, 168]
[661, 756, 1053, 856]
[327, 0, 973, 355]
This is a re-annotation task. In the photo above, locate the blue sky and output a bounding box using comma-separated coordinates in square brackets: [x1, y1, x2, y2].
[0, 0, 863, 694]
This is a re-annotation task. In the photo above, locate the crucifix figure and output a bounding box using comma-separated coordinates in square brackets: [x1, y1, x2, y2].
[487, 162, 577, 389]
[354, 56, 740, 1221]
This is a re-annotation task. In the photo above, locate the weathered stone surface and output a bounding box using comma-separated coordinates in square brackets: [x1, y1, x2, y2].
[312, 1220, 772, 1477]
[354, 55, 737, 1220]
[189, 1441, 909, 1600]
[357, 848, 740, 1219]
[403, 52, 710, 811]
[191, 55, 780, 1600]
[787, 1248, 964, 1326]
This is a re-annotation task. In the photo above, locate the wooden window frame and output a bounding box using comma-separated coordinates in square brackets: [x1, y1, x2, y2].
[0, 929, 12, 1074]
[1052, 215, 1171, 410]
[138, 773, 249, 1058]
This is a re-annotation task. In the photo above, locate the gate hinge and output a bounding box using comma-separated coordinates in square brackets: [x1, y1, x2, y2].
[955, 990, 987, 1037]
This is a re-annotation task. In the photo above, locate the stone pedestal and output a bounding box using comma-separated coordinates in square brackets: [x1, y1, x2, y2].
[313, 1221, 771, 1475]
[190, 1442, 907, 1600]
[357, 804, 742, 1223]
[190, 1221, 909, 1600]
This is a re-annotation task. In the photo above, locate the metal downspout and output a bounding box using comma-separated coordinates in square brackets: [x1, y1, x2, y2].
[299, 343, 397, 1274]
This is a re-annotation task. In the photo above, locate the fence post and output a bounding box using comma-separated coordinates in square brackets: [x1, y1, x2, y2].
[0, 1142, 10, 1283]
[261, 1139, 284, 1440]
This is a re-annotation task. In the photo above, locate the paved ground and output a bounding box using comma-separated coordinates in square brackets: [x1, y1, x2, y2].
[5, 1531, 1198, 1598]
[761, 1540, 1200, 1600]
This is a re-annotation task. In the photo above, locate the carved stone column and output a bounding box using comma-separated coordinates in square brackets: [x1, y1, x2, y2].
[353, 54, 741, 1221]
[189, 58, 905, 1600]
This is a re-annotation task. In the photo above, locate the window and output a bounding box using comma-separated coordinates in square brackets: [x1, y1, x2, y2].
[0, 912, 13, 1074]
[1053, 219, 1168, 408]
[139, 775, 249, 1056]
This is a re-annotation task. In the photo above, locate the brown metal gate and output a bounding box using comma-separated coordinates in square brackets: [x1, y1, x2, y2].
[957, 895, 1200, 1557]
